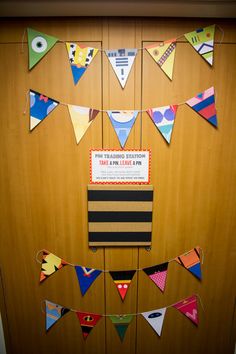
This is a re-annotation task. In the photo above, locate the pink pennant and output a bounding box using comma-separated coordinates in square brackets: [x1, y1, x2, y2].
[173, 295, 199, 326]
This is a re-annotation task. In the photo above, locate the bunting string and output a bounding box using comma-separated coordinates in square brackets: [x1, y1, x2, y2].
[43, 294, 203, 338]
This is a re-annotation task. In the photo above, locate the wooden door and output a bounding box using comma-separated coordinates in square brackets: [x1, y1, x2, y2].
[0, 18, 235, 354]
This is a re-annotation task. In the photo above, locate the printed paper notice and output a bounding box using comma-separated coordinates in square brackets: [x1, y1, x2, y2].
[90, 149, 151, 184]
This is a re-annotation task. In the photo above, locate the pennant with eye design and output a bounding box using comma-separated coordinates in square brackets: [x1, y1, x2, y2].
[109, 270, 136, 301]
[141, 308, 167, 336]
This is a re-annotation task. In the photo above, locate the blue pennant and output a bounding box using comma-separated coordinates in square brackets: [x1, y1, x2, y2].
[74, 266, 102, 296]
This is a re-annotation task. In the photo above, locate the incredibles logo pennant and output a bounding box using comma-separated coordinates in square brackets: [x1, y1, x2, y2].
[29, 90, 59, 131]
[186, 86, 217, 127]
[107, 110, 139, 148]
[40, 250, 68, 283]
[76, 312, 102, 339]
[109, 315, 134, 341]
[175, 246, 202, 280]
[74, 266, 102, 296]
[147, 105, 178, 143]
[66, 43, 98, 85]
[109, 270, 136, 301]
[143, 262, 169, 292]
[146, 39, 177, 80]
[45, 300, 70, 331]
[141, 308, 167, 336]
[173, 295, 199, 326]
[27, 28, 58, 70]
[67, 105, 99, 144]
[184, 25, 215, 66]
[105, 48, 138, 88]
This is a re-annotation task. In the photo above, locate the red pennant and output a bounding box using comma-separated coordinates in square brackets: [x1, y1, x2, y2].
[76, 312, 102, 339]
[173, 295, 199, 326]
[109, 271, 136, 301]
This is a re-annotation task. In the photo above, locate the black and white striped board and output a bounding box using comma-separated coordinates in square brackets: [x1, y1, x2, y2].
[88, 185, 153, 246]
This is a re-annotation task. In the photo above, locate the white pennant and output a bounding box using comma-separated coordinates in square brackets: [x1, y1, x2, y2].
[141, 307, 167, 336]
[105, 48, 137, 88]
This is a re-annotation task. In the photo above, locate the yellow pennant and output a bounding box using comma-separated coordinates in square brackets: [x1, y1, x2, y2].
[146, 39, 177, 80]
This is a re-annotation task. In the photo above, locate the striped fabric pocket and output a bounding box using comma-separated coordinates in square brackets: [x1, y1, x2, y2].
[88, 185, 153, 246]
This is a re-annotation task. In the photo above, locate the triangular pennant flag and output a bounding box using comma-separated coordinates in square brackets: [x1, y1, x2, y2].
[40, 250, 68, 283]
[146, 39, 177, 80]
[105, 49, 137, 88]
[109, 270, 136, 301]
[27, 28, 58, 70]
[68, 105, 99, 144]
[66, 43, 98, 85]
[184, 25, 215, 65]
[109, 315, 133, 341]
[29, 89, 59, 131]
[147, 105, 178, 143]
[76, 311, 102, 339]
[143, 262, 169, 292]
[45, 300, 70, 331]
[74, 266, 102, 296]
[107, 110, 138, 148]
[186, 87, 217, 127]
[141, 308, 167, 336]
[175, 247, 202, 280]
[173, 295, 199, 326]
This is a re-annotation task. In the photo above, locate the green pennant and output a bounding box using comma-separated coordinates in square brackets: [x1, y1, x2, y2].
[109, 315, 133, 341]
[27, 28, 58, 70]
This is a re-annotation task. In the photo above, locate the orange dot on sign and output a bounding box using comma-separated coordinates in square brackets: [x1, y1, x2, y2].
[206, 32, 211, 37]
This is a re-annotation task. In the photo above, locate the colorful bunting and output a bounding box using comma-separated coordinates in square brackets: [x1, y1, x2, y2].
[175, 247, 202, 280]
[109, 315, 133, 341]
[67, 105, 99, 144]
[186, 86, 217, 127]
[27, 28, 58, 70]
[29, 90, 59, 131]
[141, 308, 167, 336]
[146, 39, 177, 80]
[40, 250, 68, 283]
[109, 270, 136, 301]
[107, 110, 138, 148]
[105, 48, 137, 88]
[66, 43, 98, 85]
[76, 311, 102, 339]
[173, 295, 199, 326]
[45, 300, 69, 331]
[143, 262, 169, 292]
[147, 105, 178, 143]
[74, 266, 102, 296]
[184, 25, 215, 65]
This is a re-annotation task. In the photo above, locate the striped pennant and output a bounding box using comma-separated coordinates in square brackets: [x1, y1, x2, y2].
[88, 185, 153, 246]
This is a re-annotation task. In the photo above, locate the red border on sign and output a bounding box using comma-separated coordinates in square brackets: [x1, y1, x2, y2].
[89, 149, 151, 185]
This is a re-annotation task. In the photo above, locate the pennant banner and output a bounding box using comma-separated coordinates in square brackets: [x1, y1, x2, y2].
[66, 43, 98, 85]
[109, 315, 133, 341]
[29, 90, 59, 131]
[40, 250, 68, 283]
[67, 105, 99, 144]
[147, 105, 178, 143]
[109, 270, 136, 301]
[74, 266, 102, 296]
[173, 295, 199, 326]
[45, 300, 70, 331]
[105, 49, 138, 88]
[44, 294, 200, 336]
[107, 110, 139, 148]
[27, 28, 58, 70]
[146, 39, 177, 80]
[141, 308, 167, 336]
[143, 262, 169, 292]
[184, 25, 215, 66]
[175, 246, 202, 280]
[186, 86, 217, 127]
[76, 312, 102, 339]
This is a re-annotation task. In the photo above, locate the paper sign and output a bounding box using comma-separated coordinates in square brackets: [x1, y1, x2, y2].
[90, 149, 151, 184]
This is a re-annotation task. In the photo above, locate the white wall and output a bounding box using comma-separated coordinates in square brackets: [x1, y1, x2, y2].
[0, 314, 6, 354]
